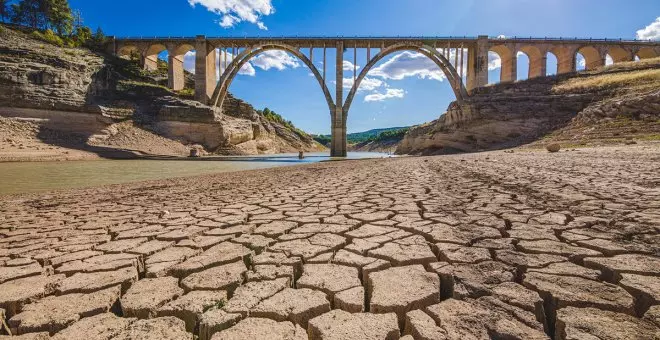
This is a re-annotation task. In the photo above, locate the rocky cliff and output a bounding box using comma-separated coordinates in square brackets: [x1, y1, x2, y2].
[397, 58, 660, 155]
[0, 24, 324, 159]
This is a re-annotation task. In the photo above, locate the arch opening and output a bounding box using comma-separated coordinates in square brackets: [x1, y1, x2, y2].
[546, 51, 558, 76]
[636, 47, 658, 60]
[144, 43, 167, 71]
[608, 47, 632, 64]
[489, 45, 514, 83]
[211, 44, 335, 119]
[516, 51, 530, 81]
[576, 46, 603, 71]
[344, 43, 466, 117]
[518, 46, 544, 79]
[487, 51, 502, 84]
[168, 44, 195, 92]
[117, 45, 140, 61]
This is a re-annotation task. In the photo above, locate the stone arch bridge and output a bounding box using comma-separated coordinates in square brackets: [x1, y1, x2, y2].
[110, 36, 660, 156]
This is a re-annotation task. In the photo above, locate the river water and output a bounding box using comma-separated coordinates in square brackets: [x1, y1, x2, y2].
[0, 152, 391, 195]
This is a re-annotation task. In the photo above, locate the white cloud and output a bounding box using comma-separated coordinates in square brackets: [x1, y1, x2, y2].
[487, 52, 501, 70]
[576, 54, 586, 68]
[370, 51, 446, 82]
[636, 17, 660, 40]
[364, 88, 405, 102]
[343, 60, 360, 71]
[606, 55, 614, 66]
[496, 34, 507, 39]
[188, 0, 274, 30]
[251, 50, 300, 71]
[342, 77, 387, 91]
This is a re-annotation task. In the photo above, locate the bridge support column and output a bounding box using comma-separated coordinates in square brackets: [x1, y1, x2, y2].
[467, 35, 488, 92]
[529, 54, 547, 78]
[556, 48, 576, 74]
[168, 51, 185, 91]
[501, 52, 517, 83]
[331, 41, 347, 157]
[143, 55, 158, 71]
[195, 36, 216, 104]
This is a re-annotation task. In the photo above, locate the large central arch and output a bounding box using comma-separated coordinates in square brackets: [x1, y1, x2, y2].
[343, 42, 468, 116]
[211, 43, 335, 115]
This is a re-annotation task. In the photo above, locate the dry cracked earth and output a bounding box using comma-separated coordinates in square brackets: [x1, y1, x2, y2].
[0, 145, 659, 340]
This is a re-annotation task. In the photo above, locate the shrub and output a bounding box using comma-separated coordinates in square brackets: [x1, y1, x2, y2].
[31, 29, 64, 47]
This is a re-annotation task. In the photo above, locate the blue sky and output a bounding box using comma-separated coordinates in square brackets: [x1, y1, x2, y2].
[70, 0, 659, 134]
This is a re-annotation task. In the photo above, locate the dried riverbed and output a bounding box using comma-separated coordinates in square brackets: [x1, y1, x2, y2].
[0, 144, 659, 339]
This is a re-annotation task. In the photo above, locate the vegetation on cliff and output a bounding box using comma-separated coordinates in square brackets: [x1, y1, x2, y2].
[3, 0, 106, 49]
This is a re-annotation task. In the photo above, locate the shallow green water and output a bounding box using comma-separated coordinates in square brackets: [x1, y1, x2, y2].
[0, 152, 390, 195]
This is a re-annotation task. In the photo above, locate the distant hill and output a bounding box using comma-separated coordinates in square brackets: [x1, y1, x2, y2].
[313, 126, 411, 145]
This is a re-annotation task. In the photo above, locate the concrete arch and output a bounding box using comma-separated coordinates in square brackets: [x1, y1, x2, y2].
[117, 44, 140, 60]
[636, 47, 658, 59]
[518, 45, 545, 78]
[490, 44, 515, 83]
[344, 42, 467, 116]
[607, 47, 633, 63]
[576, 46, 604, 70]
[143, 43, 167, 71]
[211, 43, 335, 115]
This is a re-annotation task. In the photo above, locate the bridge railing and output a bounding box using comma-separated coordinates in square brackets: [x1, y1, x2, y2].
[113, 35, 658, 44]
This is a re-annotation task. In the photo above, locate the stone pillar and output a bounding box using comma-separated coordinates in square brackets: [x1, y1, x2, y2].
[143, 55, 158, 71]
[331, 41, 347, 157]
[467, 36, 488, 92]
[168, 49, 185, 91]
[556, 48, 576, 74]
[501, 52, 517, 83]
[195, 36, 217, 104]
[529, 54, 547, 78]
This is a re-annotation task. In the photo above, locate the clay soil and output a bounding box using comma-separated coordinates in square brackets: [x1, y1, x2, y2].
[0, 143, 659, 339]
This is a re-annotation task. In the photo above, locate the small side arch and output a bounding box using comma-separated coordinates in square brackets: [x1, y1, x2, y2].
[636, 47, 658, 60]
[490, 44, 515, 83]
[576, 46, 604, 70]
[344, 42, 467, 117]
[143, 43, 167, 71]
[518, 45, 545, 78]
[117, 44, 140, 61]
[607, 47, 633, 64]
[211, 44, 335, 115]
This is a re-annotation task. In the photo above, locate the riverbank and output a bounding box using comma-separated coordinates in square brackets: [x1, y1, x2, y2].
[0, 152, 391, 195]
[0, 143, 658, 339]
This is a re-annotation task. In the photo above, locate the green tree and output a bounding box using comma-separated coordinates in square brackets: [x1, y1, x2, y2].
[11, 0, 47, 29]
[0, 0, 9, 22]
[45, 0, 72, 35]
[74, 25, 91, 45]
[91, 26, 105, 45]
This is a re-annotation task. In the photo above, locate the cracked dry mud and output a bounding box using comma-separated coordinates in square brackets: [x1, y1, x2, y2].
[0, 144, 659, 339]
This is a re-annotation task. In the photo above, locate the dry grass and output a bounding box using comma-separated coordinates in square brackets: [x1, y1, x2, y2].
[553, 68, 660, 92]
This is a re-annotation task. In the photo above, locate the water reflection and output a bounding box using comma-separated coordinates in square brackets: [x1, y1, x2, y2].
[0, 152, 392, 195]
